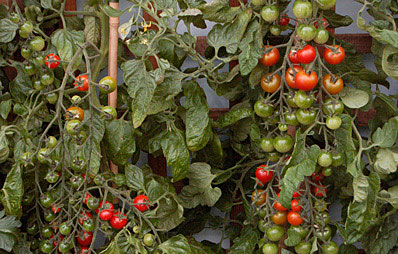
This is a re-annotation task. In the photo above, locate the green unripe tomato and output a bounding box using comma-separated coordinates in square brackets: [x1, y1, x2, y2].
[143, 233, 155, 247]
[331, 152, 344, 167]
[273, 135, 294, 153]
[314, 28, 329, 44]
[270, 25, 282, 36]
[33, 80, 45, 91]
[48, 136, 58, 149]
[40, 71, 55, 86]
[293, 1, 313, 19]
[278, 123, 288, 132]
[21, 47, 33, 59]
[20, 21, 34, 35]
[101, 106, 117, 120]
[266, 225, 284, 241]
[66, 120, 81, 135]
[30, 36, 45, 51]
[262, 243, 278, 254]
[297, 24, 317, 41]
[318, 151, 333, 167]
[59, 222, 72, 235]
[295, 242, 311, 254]
[32, 55, 45, 66]
[23, 63, 38, 76]
[321, 241, 339, 254]
[46, 93, 58, 104]
[294, 90, 314, 109]
[326, 116, 342, 130]
[254, 100, 274, 118]
[322, 167, 333, 177]
[260, 137, 274, 152]
[251, 0, 266, 6]
[317, 0, 336, 10]
[285, 111, 299, 126]
[9, 13, 20, 23]
[261, 6, 279, 23]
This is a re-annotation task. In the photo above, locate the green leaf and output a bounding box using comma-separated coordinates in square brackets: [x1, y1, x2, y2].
[335, 114, 357, 174]
[100, 4, 125, 17]
[238, 21, 262, 76]
[10, 65, 33, 103]
[159, 235, 193, 254]
[284, 228, 302, 247]
[340, 87, 369, 109]
[121, 60, 157, 128]
[51, 29, 84, 70]
[382, 45, 398, 79]
[207, 8, 252, 54]
[372, 116, 398, 148]
[248, 64, 265, 89]
[104, 119, 136, 166]
[41, 0, 53, 9]
[217, 107, 252, 128]
[379, 186, 398, 208]
[374, 148, 398, 175]
[183, 81, 212, 151]
[0, 210, 21, 252]
[160, 126, 190, 182]
[197, 0, 241, 23]
[353, 174, 369, 202]
[178, 162, 222, 208]
[0, 164, 23, 216]
[84, 3, 100, 46]
[125, 164, 145, 191]
[0, 18, 18, 43]
[279, 129, 321, 207]
[229, 226, 259, 254]
[0, 100, 11, 119]
[13, 236, 33, 254]
[323, 10, 353, 28]
[338, 244, 358, 254]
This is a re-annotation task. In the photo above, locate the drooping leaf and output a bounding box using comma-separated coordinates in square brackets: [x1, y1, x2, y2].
[121, 59, 157, 128]
[217, 106, 252, 128]
[382, 45, 398, 79]
[51, 29, 84, 70]
[178, 162, 222, 208]
[100, 4, 125, 17]
[0, 210, 21, 252]
[279, 129, 321, 207]
[0, 100, 11, 120]
[374, 148, 398, 175]
[0, 164, 23, 216]
[84, 3, 100, 46]
[125, 164, 145, 191]
[372, 116, 398, 148]
[183, 81, 212, 151]
[104, 119, 136, 166]
[379, 186, 398, 208]
[238, 21, 262, 76]
[229, 226, 259, 254]
[0, 18, 18, 43]
[10, 65, 33, 103]
[159, 235, 193, 254]
[323, 10, 353, 28]
[197, 0, 240, 23]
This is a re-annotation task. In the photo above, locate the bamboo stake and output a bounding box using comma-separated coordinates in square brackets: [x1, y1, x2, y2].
[108, 0, 119, 176]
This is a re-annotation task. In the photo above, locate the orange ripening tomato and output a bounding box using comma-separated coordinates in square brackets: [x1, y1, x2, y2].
[260, 46, 280, 66]
[322, 74, 343, 95]
[286, 65, 304, 89]
[74, 75, 89, 91]
[287, 211, 304, 226]
[66, 107, 84, 121]
[252, 189, 267, 206]
[261, 73, 281, 93]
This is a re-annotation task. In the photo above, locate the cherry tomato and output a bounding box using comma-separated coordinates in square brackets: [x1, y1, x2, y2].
[295, 70, 318, 91]
[41, 226, 54, 238]
[66, 107, 84, 121]
[324, 45, 345, 65]
[260, 137, 274, 152]
[254, 100, 274, 118]
[32, 55, 45, 67]
[290, 226, 309, 239]
[285, 111, 299, 126]
[99, 76, 117, 94]
[297, 24, 317, 41]
[286, 65, 304, 89]
[291, 199, 302, 212]
[262, 243, 278, 254]
[78, 211, 93, 225]
[297, 45, 316, 64]
[322, 167, 333, 177]
[261, 74, 281, 93]
[66, 120, 81, 135]
[322, 241, 339, 254]
[23, 63, 38, 76]
[30, 36, 45, 51]
[326, 116, 342, 130]
[40, 240, 53, 253]
[278, 123, 288, 132]
[318, 151, 333, 167]
[76, 230, 93, 246]
[278, 14, 290, 26]
[74, 75, 89, 91]
[252, 189, 267, 206]
[270, 25, 281, 36]
[322, 99, 344, 116]
[314, 28, 329, 44]
[45, 171, 59, 184]
[260, 46, 280, 66]
[315, 18, 329, 29]
[251, 0, 266, 6]
[261, 6, 279, 23]
[322, 74, 343, 95]
[256, 164, 273, 186]
[295, 242, 311, 254]
[143, 233, 155, 247]
[313, 185, 327, 197]
[51, 204, 61, 214]
[71, 156, 86, 172]
[59, 222, 72, 236]
[314, 225, 332, 241]
[40, 193, 54, 208]
[110, 212, 128, 229]
[97, 201, 115, 220]
[288, 50, 300, 64]
[317, 0, 336, 10]
[46, 93, 58, 104]
[27, 223, 39, 235]
[101, 106, 117, 120]
[82, 219, 95, 232]
[293, 191, 302, 198]
[44, 210, 56, 222]
[81, 247, 90, 254]
[315, 211, 331, 225]
[293, 1, 312, 19]
[21, 47, 33, 59]
[312, 172, 325, 182]
[271, 211, 287, 225]
[20, 21, 33, 35]
[294, 90, 314, 109]
[274, 193, 287, 212]
[273, 135, 294, 153]
[331, 152, 344, 167]
[40, 71, 54, 86]
[58, 240, 72, 253]
[267, 151, 281, 162]
[45, 53, 61, 69]
[266, 225, 285, 241]
[287, 211, 304, 226]
[87, 197, 100, 210]
[287, 93, 298, 108]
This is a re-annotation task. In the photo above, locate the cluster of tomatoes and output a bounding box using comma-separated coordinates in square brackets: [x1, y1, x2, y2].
[251, 163, 340, 254]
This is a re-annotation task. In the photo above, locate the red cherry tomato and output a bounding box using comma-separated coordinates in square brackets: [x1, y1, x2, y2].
[287, 211, 304, 226]
[81, 247, 89, 254]
[324, 45, 345, 65]
[322, 74, 344, 95]
[45, 53, 60, 69]
[295, 70, 318, 91]
[96, 201, 114, 220]
[260, 46, 280, 66]
[286, 65, 304, 89]
[314, 18, 329, 29]
[74, 75, 89, 91]
[297, 45, 316, 64]
[288, 50, 300, 64]
[278, 14, 290, 26]
[313, 185, 327, 197]
[312, 172, 325, 182]
[256, 164, 273, 186]
[110, 212, 128, 229]
[76, 230, 93, 246]
[261, 74, 281, 93]
[291, 199, 302, 212]
[133, 195, 150, 212]
[83, 193, 91, 205]
[273, 193, 288, 212]
[51, 204, 61, 214]
[292, 191, 301, 198]
[78, 211, 93, 225]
